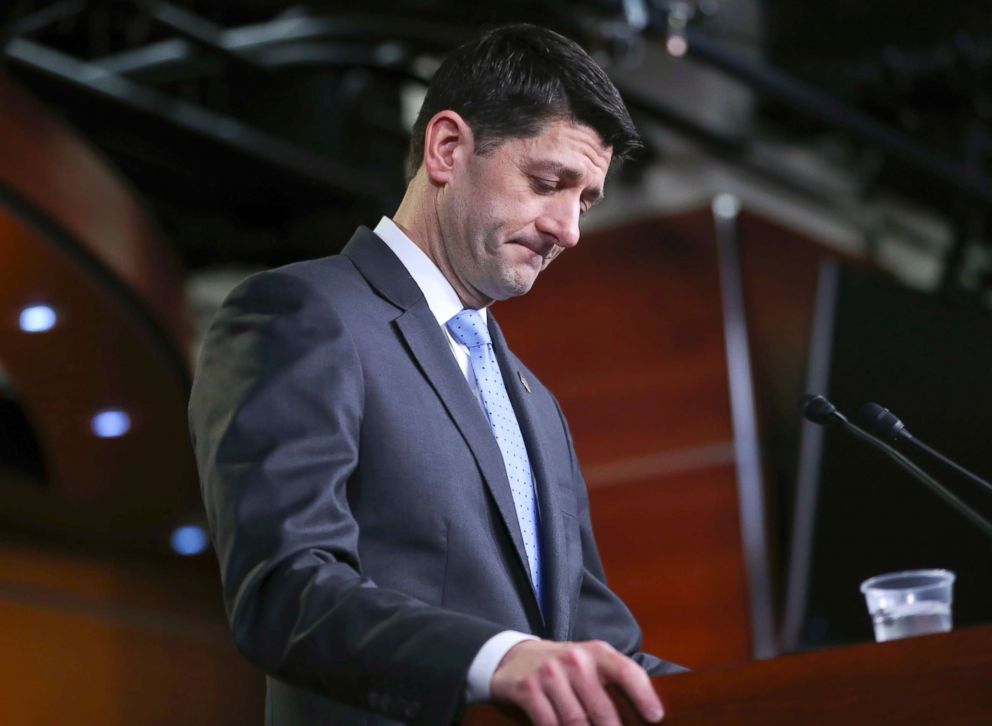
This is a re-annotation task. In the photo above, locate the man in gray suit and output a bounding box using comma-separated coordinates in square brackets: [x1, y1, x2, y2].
[190, 23, 683, 725]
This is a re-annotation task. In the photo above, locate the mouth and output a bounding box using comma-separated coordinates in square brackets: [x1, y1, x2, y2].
[510, 239, 556, 267]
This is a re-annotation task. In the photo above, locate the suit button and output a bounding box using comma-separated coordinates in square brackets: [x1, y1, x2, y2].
[403, 701, 421, 719]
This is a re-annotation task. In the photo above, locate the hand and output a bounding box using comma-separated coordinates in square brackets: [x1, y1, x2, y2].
[490, 639, 664, 725]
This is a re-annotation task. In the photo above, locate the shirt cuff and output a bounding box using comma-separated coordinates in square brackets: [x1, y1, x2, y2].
[464, 630, 539, 703]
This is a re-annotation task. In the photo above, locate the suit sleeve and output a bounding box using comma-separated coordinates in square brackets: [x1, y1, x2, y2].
[188, 269, 504, 723]
[550, 396, 688, 676]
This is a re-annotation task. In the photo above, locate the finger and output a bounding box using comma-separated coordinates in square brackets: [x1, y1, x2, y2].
[565, 650, 621, 726]
[593, 644, 664, 722]
[513, 676, 559, 726]
[539, 656, 593, 725]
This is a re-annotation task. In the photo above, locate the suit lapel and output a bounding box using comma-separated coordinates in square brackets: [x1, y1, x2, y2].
[489, 316, 571, 640]
[342, 229, 538, 614]
[394, 308, 535, 584]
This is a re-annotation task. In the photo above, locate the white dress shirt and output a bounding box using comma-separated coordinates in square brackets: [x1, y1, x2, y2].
[373, 217, 537, 703]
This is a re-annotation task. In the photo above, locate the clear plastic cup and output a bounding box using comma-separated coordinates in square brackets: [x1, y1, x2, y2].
[860, 569, 955, 642]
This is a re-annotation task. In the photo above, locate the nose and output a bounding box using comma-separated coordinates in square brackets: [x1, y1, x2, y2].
[537, 195, 581, 250]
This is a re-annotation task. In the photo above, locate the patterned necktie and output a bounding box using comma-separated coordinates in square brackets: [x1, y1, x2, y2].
[446, 309, 543, 609]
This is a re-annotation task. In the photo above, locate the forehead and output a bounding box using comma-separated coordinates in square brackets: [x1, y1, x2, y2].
[507, 120, 613, 178]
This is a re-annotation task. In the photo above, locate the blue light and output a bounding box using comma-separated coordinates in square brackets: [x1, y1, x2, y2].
[91, 409, 131, 438]
[19, 305, 57, 333]
[170, 525, 209, 556]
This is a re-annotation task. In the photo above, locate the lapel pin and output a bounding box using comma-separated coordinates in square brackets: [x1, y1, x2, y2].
[518, 371, 531, 393]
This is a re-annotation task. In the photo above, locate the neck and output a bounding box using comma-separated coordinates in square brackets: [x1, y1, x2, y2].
[392, 170, 492, 309]
[391, 174, 437, 264]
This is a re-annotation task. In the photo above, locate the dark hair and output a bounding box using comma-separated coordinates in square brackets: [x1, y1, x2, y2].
[405, 23, 640, 181]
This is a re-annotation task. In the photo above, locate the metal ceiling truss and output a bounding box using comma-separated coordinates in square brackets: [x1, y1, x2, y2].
[1, 2, 469, 202]
[3, 0, 991, 291]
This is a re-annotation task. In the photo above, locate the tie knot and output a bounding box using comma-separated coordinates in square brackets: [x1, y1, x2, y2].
[446, 309, 491, 349]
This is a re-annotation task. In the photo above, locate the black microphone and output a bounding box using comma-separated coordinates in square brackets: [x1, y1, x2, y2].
[802, 394, 992, 540]
[860, 402, 992, 497]
[801, 394, 847, 426]
[859, 403, 909, 442]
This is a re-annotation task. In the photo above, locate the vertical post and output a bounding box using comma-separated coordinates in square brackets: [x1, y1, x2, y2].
[780, 261, 840, 652]
[712, 194, 777, 659]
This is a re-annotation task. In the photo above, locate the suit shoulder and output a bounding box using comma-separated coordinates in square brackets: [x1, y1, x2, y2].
[270, 254, 357, 284]
[254, 254, 361, 294]
[223, 254, 368, 313]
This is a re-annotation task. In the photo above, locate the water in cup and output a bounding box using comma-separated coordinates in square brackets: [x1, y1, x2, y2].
[870, 600, 951, 642]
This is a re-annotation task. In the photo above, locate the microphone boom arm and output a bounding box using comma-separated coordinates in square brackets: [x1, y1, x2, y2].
[842, 420, 992, 541]
[860, 402, 992, 497]
[904, 435, 992, 498]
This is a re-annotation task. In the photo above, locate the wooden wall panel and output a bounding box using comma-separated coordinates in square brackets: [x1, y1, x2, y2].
[0, 540, 262, 725]
[589, 465, 751, 664]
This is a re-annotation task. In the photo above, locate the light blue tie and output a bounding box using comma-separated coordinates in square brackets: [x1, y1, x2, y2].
[446, 309, 543, 609]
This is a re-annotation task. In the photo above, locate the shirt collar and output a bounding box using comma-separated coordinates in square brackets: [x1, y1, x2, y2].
[373, 216, 487, 325]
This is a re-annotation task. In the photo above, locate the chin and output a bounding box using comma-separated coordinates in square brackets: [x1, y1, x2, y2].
[497, 270, 539, 299]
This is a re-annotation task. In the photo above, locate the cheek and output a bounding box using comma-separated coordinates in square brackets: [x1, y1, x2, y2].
[492, 194, 542, 232]
[449, 190, 482, 242]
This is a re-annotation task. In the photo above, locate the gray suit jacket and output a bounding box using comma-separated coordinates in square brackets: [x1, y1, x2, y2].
[189, 227, 682, 725]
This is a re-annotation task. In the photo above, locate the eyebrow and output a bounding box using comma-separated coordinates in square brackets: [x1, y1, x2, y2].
[529, 160, 606, 205]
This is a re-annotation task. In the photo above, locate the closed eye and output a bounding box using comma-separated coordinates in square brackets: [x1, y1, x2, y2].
[528, 172, 600, 217]
[530, 176, 558, 193]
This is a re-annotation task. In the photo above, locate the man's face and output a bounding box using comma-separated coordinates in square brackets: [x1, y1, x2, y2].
[436, 119, 612, 306]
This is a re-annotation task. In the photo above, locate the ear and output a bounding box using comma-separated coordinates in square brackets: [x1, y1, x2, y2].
[422, 110, 474, 185]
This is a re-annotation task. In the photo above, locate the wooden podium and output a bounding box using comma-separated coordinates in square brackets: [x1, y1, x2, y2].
[464, 625, 992, 724]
